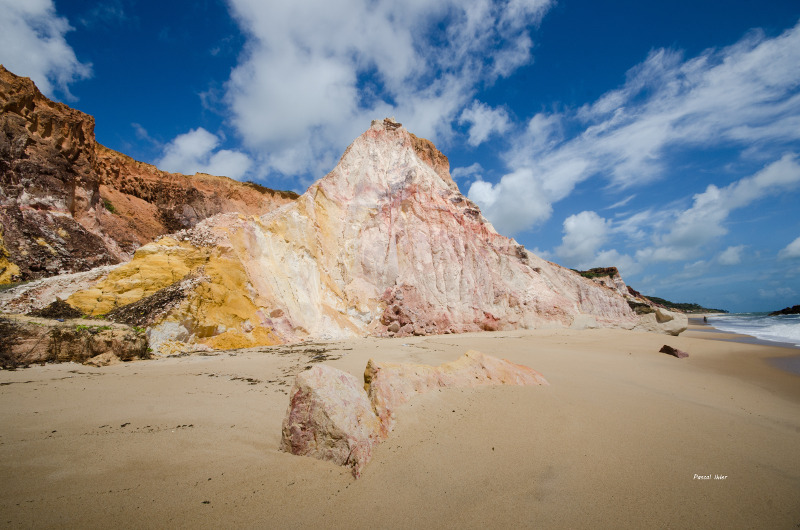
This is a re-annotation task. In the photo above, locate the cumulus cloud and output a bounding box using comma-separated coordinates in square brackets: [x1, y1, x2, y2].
[459, 101, 511, 146]
[157, 128, 253, 180]
[469, 167, 554, 232]
[471, 21, 800, 235]
[223, 0, 552, 177]
[718, 245, 746, 265]
[555, 211, 610, 265]
[547, 156, 799, 279]
[0, 0, 91, 98]
[552, 210, 638, 275]
[779, 236, 800, 260]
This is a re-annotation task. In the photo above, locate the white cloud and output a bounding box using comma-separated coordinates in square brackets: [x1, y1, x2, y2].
[223, 0, 552, 177]
[459, 101, 511, 146]
[468, 167, 553, 233]
[605, 194, 636, 210]
[157, 128, 253, 180]
[552, 210, 639, 275]
[0, 0, 92, 99]
[675, 260, 710, 280]
[451, 162, 484, 181]
[595, 250, 639, 278]
[472, 21, 800, 235]
[555, 211, 610, 266]
[547, 155, 800, 280]
[639, 154, 800, 262]
[779, 236, 800, 260]
[759, 287, 796, 299]
[131, 123, 159, 146]
[718, 245, 746, 265]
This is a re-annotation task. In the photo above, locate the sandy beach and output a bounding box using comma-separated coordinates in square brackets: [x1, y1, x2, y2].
[1, 321, 799, 528]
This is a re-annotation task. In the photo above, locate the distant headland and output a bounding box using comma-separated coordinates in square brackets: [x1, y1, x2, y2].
[769, 305, 800, 316]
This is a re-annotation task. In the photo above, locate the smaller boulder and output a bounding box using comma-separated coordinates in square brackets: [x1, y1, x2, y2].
[84, 352, 122, 367]
[659, 345, 689, 358]
[280, 365, 382, 477]
[634, 308, 688, 336]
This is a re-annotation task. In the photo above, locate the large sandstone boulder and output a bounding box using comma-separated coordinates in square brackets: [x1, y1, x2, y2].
[280, 365, 383, 477]
[280, 351, 548, 476]
[633, 308, 688, 336]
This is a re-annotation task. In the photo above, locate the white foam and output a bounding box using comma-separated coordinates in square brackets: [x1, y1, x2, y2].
[710, 313, 800, 347]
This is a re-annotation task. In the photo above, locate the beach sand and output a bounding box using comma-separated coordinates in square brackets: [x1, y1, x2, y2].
[1, 322, 799, 528]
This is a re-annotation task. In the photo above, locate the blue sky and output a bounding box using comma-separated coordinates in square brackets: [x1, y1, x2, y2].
[2, 0, 799, 312]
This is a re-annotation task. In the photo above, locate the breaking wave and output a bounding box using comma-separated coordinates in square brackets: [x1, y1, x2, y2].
[709, 313, 800, 347]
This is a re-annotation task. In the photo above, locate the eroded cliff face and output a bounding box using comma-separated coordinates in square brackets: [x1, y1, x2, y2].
[0, 65, 296, 283]
[46, 118, 678, 354]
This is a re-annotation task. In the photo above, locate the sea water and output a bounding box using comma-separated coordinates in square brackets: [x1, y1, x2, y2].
[708, 313, 800, 347]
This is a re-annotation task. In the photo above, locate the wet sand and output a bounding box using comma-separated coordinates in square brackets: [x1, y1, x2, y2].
[1, 326, 799, 528]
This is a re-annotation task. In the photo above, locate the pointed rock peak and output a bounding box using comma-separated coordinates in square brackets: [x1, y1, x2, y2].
[319, 118, 456, 199]
[369, 117, 451, 183]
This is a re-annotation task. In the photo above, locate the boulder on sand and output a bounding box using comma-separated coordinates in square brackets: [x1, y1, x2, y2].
[364, 350, 548, 433]
[659, 345, 689, 358]
[279, 365, 383, 478]
[279, 351, 548, 477]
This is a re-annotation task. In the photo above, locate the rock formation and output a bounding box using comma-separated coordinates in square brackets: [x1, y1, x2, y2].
[577, 267, 687, 335]
[364, 350, 548, 435]
[2, 116, 686, 352]
[0, 65, 296, 284]
[280, 365, 383, 477]
[0, 314, 149, 368]
[769, 305, 800, 316]
[280, 351, 548, 476]
[659, 345, 689, 358]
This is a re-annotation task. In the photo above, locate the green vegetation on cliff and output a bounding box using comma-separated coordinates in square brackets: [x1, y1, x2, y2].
[574, 267, 620, 279]
[645, 296, 727, 314]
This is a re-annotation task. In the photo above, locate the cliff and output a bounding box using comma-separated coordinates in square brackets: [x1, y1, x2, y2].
[0, 65, 296, 283]
[0, 118, 686, 353]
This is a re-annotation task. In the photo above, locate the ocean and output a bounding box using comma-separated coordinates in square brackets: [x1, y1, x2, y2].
[708, 313, 800, 348]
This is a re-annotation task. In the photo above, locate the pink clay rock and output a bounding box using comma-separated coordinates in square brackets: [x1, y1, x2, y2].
[280, 351, 547, 477]
[659, 345, 689, 358]
[364, 350, 549, 434]
[280, 365, 382, 477]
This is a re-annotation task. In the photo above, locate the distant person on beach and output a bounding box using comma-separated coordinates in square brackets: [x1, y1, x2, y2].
[703, 316, 708, 323]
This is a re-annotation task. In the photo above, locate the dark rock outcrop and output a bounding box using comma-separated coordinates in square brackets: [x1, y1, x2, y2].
[769, 305, 800, 316]
[28, 299, 84, 319]
[659, 344, 689, 358]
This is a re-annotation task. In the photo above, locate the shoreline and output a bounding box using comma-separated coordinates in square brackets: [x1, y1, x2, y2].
[1, 326, 798, 527]
[687, 314, 800, 375]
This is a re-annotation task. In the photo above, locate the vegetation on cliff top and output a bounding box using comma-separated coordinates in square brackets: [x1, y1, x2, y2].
[574, 267, 620, 279]
[645, 296, 727, 314]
